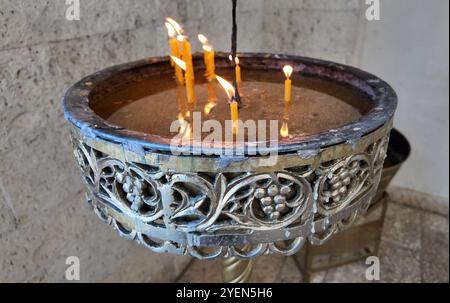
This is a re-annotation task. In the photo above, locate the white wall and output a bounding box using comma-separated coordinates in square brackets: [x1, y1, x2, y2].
[357, 0, 449, 199]
[256, 0, 449, 199]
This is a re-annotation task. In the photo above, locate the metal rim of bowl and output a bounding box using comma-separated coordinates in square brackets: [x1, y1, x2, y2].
[62, 52, 397, 157]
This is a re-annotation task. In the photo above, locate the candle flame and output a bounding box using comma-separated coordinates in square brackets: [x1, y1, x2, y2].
[283, 65, 293, 79]
[165, 22, 176, 38]
[165, 17, 183, 35]
[204, 102, 216, 115]
[216, 75, 235, 100]
[280, 122, 289, 138]
[198, 34, 209, 45]
[199, 34, 213, 52]
[202, 44, 213, 52]
[171, 56, 187, 71]
[228, 55, 239, 65]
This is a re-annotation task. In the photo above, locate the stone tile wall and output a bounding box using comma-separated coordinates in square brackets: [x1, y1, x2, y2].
[0, 0, 447, 282]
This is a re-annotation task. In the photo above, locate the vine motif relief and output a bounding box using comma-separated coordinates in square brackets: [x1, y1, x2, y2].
[72, 133, 388, 238]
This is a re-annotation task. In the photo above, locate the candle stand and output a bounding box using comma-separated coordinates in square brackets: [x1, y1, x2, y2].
[62, 53, 397, 282]
[223, 251, 254, 283]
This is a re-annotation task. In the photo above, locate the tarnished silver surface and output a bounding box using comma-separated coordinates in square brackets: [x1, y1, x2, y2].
[71, 122, 390, 259]
[63, 54, 397, 259]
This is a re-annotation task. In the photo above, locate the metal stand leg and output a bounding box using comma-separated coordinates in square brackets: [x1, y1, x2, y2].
[222, 257, 253, 283]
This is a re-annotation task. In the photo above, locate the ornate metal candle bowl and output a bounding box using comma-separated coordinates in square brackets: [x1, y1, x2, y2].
[62, 53, 397, 260]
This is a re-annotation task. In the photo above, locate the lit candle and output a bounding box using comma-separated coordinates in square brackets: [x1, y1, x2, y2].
[198, 34, 216, 111]
[229, 55, 242, 90]
[165, 18, 195, 104]
[230, 100, 239, 135]
[283, 65, 293, 103]
[235, 56, 241, 90]
[281, 66, 293, 137]
[165, 17, 184, 36]
[178, 35, 196, 105]
[205, 46, 215, 80]
[216, 75, 238, 135]
[179, 35, 194, 80]
[171, 56, 196, 108]
[198, 34, 216, 81]
[165, 22, 184, 85]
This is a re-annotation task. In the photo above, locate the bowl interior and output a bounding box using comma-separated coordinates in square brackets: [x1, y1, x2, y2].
[88, 55, 375, 143]
[63, 53, 397, 154]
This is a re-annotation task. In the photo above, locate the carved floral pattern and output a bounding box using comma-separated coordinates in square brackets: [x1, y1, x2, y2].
[255, 183, 292, 221]
[204, 172, 312, 231]
[316, 154, 372, 216]
[71, 131, 389, 259]
[166, 173, 218, 231]
[97, 159, 164, 221]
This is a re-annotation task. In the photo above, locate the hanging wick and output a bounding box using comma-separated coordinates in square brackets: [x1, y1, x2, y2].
[231, 0, 241, 105]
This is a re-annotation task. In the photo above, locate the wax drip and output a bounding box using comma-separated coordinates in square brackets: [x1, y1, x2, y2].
[231, 0, 241, 104]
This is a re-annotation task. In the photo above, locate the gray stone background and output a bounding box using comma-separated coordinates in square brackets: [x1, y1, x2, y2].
[0, 0, 448, 282]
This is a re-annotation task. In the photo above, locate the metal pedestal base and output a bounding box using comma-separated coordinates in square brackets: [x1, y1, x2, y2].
[223, 257, 254, 283]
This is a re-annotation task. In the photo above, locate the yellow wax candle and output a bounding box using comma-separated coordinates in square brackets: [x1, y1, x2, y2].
[179, 36, 195, 104]
[180, 36, 194, 81]
[171, 40, 184, 85]
[216, 75, 237, 133]
[171, 55, 196, 106]
[165, 22, 184, 84]
[206, 47, 216, 80]
[229, 55, 242, 90]
[283, 65, 293, 103]
[235, 57, 241, 90]
[203, 48, 209, 69]
[186, 77, 196, 106]
[230, 101, 239, 135]
[284, 78, 291, 102]
[209, 49, 215, 79]
[165, 23, 177, 67]
[198, 34, 216, 81]
[202, 47, 211, 79]
[169, 37, 177, 67]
